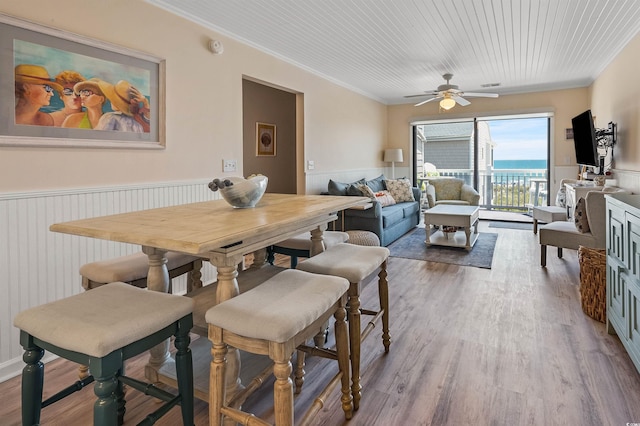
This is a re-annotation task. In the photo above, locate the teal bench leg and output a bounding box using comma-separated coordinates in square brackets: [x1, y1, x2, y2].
[175, 317, 194, 426]
[21, 342, 44, 426]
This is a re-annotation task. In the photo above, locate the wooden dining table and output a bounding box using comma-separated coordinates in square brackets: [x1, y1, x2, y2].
[50, 193, 369, 400]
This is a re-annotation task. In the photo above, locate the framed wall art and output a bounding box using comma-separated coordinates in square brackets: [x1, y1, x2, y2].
[0, 13, 165, 149]
[256, 122, 276, 156]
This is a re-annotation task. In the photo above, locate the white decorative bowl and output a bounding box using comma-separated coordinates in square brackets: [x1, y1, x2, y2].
[218, 175, 268, 208]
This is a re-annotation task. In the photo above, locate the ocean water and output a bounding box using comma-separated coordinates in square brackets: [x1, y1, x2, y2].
[493, 159, 547, 169]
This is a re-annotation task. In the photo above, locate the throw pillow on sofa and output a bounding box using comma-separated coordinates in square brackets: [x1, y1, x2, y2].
[385, 178, 415, 203]
[357, 184, 376, 199]
[328, 178, 365, 196]
[374, 190, 396, 207]
[365, 174, 387, 192]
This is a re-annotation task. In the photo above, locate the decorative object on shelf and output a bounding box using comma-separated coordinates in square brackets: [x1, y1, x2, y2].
[441, 225, 457, 240]
[208, 174, 268, 208]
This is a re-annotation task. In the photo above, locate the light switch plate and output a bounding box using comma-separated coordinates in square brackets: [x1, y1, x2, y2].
[223, 159, 237, 172]
[307, 160, 315, 170]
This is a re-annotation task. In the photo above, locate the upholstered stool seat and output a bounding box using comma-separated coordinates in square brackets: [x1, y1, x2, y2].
[206, 269, 352, 425]
[345, 230, 380, 246]
[296, 242, 390, 410]
[532, 205, 567, 234]
[267, 231, 349, 268]
[80, 251, 203, 292]
[14, 282, 195, 426]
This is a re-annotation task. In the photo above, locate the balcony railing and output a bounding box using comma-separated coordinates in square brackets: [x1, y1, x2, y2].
[418, 168, 548, 212]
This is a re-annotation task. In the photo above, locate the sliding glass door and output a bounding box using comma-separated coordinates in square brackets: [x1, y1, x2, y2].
[413, 113, 551, 213]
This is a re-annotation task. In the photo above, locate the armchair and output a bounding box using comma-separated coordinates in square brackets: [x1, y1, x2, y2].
[424, 178, 480, 209]
[539, 187, 624, 266]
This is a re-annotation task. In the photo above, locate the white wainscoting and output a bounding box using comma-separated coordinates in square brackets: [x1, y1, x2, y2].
[0, 180, 219, 382]
[304, 167, 394, 194]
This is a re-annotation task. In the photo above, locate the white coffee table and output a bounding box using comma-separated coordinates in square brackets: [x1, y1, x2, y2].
[423, 205, 480, 250]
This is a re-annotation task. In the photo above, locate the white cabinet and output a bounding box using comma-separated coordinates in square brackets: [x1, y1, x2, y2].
[566, 183, 604, 218]
[606, 193, 640, 373]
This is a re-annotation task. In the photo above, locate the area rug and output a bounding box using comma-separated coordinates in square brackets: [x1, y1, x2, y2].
[488, 221, 533, 231]
[387, 227, 498, 269]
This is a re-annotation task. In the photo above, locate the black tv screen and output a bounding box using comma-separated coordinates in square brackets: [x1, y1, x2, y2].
[571, 110, 599, 167]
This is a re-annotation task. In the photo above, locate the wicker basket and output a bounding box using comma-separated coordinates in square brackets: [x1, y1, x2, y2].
[578, 246, 606, 323]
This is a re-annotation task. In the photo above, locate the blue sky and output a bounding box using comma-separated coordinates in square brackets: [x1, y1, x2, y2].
[487, 117, 548, 160]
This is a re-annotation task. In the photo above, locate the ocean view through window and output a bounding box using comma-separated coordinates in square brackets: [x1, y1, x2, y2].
[414, 114, 551, 213]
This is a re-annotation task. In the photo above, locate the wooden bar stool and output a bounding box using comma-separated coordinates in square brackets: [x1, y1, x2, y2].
[206, 269, 352, 426]
[296, 242, 390, 410]
[14, 282, 195, 426]
[80, 252, 203, 293]
[267, 231, 349, 268]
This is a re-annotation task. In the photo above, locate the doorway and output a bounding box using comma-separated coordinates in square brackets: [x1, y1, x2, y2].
[242, 79, 297, 194]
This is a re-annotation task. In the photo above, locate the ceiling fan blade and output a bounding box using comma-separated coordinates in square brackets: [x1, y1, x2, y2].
[453, 95, 470, 106]
[404, 91, 439, 99]
[414, 97, 439, 107]
[462, 92, 499, 98]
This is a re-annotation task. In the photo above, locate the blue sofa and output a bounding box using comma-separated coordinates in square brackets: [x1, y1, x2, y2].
[327, 175, 421, 246]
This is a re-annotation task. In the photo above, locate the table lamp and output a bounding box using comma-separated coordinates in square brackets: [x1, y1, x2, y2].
[384, 149, 403, 179]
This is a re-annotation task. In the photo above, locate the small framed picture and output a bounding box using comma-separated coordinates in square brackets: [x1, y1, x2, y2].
[565, 128, 574, 140]
[256, 122, 276, 156]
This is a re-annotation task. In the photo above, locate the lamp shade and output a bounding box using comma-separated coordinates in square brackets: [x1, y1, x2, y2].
[384, 148, 403, 163]
[440, 97, 456, 110]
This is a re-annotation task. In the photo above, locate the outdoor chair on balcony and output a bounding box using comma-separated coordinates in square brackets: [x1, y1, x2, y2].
[424, 177, 480, 209]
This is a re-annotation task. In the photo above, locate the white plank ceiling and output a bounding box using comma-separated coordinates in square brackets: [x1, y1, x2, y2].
[145, 0, 640, 104]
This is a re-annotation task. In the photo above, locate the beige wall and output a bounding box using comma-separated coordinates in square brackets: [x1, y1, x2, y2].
[590, 32, 640, 173]
[387, 88, 590, 174]
[0, 0, 387, 193]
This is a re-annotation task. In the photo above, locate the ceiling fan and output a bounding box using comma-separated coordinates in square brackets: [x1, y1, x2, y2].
[405, 73, 499, 109]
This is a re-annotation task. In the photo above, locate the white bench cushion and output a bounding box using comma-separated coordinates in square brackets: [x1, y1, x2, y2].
[296, 243, 389, 283]
[80, 252, 200, 283]
[273, 231, 349, 251]
[205, 269, 348, 343]
[14, 282, 194, 358]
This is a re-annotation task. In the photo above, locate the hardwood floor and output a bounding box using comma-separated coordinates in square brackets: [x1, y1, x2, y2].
[3, 221, 640, 425]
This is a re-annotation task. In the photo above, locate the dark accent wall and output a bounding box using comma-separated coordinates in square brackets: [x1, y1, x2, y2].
[242, 79, 296, 194]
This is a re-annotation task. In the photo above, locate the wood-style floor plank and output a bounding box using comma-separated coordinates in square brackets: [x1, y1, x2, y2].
[2, 223, 640, 425]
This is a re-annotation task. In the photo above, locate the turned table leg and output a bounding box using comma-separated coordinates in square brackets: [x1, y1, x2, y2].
[142, 247, 171, 383]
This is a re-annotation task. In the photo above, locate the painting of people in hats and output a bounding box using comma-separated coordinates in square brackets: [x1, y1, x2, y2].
[95, 80, 149, 133]
[14, 64, 62, 126]
[10, 37, 156, 143]
[61, 78, 107, 129]
[50, 70, 86, 127]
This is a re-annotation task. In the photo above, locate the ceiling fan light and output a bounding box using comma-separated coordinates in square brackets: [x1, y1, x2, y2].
[440, 97, 456, 110]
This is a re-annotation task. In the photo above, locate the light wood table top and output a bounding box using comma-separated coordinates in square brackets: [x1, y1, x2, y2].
[51, 193, 369, 257]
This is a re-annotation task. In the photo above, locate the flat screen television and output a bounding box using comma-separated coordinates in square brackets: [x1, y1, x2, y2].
[571, 110, 599, 167]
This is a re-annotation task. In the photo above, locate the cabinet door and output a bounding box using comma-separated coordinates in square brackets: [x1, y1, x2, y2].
[608, 258, 627, 334]
[607, 201, 625, 264]
[629, 282, 640, 344]
[627, 212, 640, 281]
